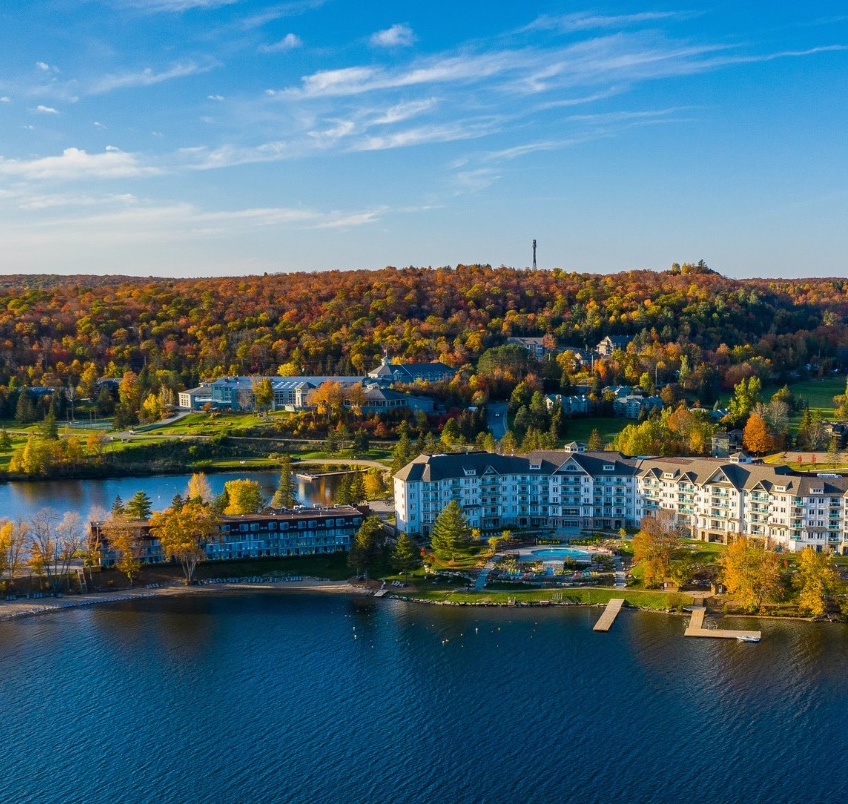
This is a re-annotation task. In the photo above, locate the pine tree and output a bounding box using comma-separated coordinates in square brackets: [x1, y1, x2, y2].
[347, 516, 383, 578]
[14, 391, 36, 425]
[0, 428, 11, 451]
[112, 495, 126, 517]
[125, 491, 153, 520]
[271, 454, 296, 508]
[430, 500, 471, 562]
[349, 472, 366, 503]
[336, 474, 352, 505]
[587, 428, 604, 451]
[391, 532, 421, 580]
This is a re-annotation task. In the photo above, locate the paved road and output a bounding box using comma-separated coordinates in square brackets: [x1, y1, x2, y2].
[487, 402, 508, 439]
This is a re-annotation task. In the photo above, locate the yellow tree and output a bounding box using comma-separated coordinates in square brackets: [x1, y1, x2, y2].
[223, 479, 264, 515]
[150, 502, 218, 584]
[186, 472, 213, 504]
[107, 518, 145, 586]
[795, 546, 840, 617]
[632, 510, 684, 587]
[719, 538, 783, 611]
[742, 412, 774, 456]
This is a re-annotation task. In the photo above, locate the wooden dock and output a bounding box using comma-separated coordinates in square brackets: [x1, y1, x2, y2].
[593, 598, 625, 632]
[684, 607, 761, 641]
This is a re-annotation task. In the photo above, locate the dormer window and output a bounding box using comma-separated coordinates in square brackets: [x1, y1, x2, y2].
[530, 461, 541, 470]
[603, 464, 614, 471]
[463, 468, 476, 476]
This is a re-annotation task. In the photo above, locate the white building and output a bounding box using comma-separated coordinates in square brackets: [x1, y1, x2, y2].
[393, 450, 848, 554]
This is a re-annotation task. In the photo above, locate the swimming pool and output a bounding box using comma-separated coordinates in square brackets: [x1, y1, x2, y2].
[523, 547, 592, 562]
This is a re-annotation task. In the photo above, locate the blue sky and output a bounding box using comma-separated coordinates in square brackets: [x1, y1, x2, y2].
[1, 1, 846, 278]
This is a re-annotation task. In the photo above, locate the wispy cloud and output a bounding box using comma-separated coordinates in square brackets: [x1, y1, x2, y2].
[238, 0, 327, 30]
[0, 147, 160, 181]
[371, 98, 437, 125]
[259, 33, 303, 53]
[208, 94, 225, 101]
[91, 61, 214, 93]
[523, 11, 692, 34]
[35, 104, 59, 114]
[370, 24, 416, 48]
[353, 120, 497, 152]
[114, 0, 239, 12]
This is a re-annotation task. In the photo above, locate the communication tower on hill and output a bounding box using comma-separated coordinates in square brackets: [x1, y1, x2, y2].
[532, 239, 537, 270]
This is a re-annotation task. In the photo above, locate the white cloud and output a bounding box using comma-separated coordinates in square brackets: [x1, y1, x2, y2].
[94, 121, 107, 128]
[0, 96, 11, 103]
[35, 61, 56, 72]
[91, 61, 213, 93]
[35, 105, 59, 114]
[116, 0, 238, 11]
[370, 24, 416, 48]
[259, 33, 303, 53]
[208, 94, 225, 101]
[0, 147, 160, 181]
[237, 0, 326, 30]
[524, 12, 688, 34]
[353, 121, 495, 151]
[371, 98, 437, 125]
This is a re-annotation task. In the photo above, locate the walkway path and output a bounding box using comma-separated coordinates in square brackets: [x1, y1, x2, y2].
[475, 559, 497, 591]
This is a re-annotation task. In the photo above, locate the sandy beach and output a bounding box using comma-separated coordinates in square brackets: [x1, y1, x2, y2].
[0, 578, 374, 622]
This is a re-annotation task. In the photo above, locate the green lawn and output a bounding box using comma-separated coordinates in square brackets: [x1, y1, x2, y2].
[562, 416, 630, 447]
[720, 375, 844, 416]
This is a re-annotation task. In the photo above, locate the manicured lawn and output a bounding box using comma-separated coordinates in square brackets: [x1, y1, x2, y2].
[397, 585, 695, 609]
[561, 417, 630, 447]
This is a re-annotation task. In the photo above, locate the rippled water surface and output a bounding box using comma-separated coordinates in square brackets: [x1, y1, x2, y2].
[1, 595, 845, 804]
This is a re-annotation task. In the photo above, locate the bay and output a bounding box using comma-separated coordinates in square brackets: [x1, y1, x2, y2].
[0, 594, 845, 804]
[0, 471, 343, 521]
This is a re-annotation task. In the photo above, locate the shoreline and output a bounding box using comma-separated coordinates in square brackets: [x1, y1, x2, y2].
[0, 579, 373, 623]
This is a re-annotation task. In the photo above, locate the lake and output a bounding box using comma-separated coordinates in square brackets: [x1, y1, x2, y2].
[0, 593, 845, 803]
[0, 471, 344, 522]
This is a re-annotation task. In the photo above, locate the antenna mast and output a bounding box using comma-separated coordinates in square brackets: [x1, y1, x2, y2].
[532, 239, 537, 270]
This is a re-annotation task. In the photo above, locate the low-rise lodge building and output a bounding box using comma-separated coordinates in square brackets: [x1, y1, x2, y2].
[91, 506, 366, 567]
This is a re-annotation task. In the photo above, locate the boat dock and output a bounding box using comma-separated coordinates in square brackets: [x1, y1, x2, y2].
[684, 606, 761, 641]
[593, 598, 625, 632]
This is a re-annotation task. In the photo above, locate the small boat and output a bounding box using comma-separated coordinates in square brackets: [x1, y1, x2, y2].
[737, 635, 761, 643]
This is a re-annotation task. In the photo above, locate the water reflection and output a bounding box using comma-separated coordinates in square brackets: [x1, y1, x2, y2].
[0, 470, 344, 521]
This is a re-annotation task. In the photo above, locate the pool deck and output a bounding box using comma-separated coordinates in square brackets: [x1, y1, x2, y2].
[684, 606, 761, 641]
[593, 598, 625, 632]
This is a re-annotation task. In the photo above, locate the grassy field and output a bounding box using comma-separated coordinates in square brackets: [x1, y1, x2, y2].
[396, 584, 694, 609]
[562, 416, 629, 447]
[720, 375, 844, 416]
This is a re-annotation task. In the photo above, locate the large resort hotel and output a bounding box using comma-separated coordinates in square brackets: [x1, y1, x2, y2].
[394, 450, 848, 555]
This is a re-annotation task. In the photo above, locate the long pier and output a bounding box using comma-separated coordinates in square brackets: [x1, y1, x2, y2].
[684, 607, 761, 641]
[593, 598, 625, 632]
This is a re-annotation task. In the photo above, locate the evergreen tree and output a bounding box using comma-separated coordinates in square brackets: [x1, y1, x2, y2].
[430, 500, 471, 562]
[391, 532, 421, 580]
[347, 515, 383, 578]
[171, 493, 185, 510]
[0, 428, 11, 451]
[14, 391, 36, 425]
[271, 454, 296, 509]
[348, 471, 365, 503]
[125, 491, 153, 520]
[587, 428, 604, 451]
[40, 408, 59, 440]
[111, 495, 126, 517]
[336, 474, 352, 505]
[351, 429, 370, 457]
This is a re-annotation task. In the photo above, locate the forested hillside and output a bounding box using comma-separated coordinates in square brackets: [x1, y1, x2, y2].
[2, 263, 847, 399]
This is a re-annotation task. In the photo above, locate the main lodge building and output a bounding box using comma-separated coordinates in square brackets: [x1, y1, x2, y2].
[393, 450, 848, 554]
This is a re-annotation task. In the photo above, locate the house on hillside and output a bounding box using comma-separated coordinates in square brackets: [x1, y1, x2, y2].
[596, 335, 633, 356]
[712, 429, 744, 458]
[367, 356, 455, 385]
